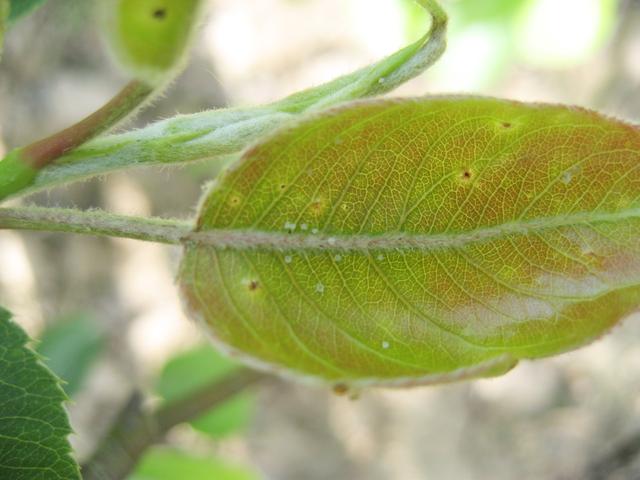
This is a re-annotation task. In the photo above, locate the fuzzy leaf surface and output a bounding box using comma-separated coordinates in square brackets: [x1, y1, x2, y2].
[180, 96, 640, 387]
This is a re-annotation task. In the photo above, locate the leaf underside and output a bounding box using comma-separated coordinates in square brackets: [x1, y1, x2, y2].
[0, 308, 80, 479]
[179, 96, 640, 388]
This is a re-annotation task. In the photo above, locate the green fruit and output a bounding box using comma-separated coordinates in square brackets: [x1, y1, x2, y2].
[105, 0, 202, 83]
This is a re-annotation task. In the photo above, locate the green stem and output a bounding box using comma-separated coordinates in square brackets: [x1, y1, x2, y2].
[0, 206, 191, 244]
[0, 80, 155, 201]
[22, 80, 153, 169]
[12, 0, 448, 199]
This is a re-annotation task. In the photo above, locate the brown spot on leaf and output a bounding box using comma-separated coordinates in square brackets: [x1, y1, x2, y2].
[310, 198, 325, 215]
[248, 280, 259, 291]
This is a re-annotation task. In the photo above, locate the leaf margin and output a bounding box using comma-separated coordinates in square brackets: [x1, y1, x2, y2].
[0, 307, 81, 479]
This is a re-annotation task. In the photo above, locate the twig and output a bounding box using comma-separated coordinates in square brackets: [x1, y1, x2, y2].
[0, 81, 155, 201]
[578, 430, 640, 480]
[21, 81, 154, 170]
[81, 369, 267, 480]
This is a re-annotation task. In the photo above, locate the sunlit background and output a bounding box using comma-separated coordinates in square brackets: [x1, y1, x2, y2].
[2, 0, 640, 479]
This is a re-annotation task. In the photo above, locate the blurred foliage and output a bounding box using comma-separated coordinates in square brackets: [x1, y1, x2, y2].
[157, 345, 255, 439]
[129, 448, 258, 480]
[7, 0, 48, 23]
[36, 313, 104, 397]
[515, 0, 617, 68]
[402, 0, 619, 90]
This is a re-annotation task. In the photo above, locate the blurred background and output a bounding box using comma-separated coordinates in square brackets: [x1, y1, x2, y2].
[2, 0, 640, 479]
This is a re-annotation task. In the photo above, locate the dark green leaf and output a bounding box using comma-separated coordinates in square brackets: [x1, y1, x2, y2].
[8, 0, 47, 23]
[129, 447, 257, 480]
[0, 307, 80, 479]
[157, 345, 254, 438]
[37, 313, 104, 396]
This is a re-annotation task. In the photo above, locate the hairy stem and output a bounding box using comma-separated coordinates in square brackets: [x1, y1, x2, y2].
[2, 206, 640, 254]
[0, 206, 191, 244]
[22, 80, 154, 170]
[82, 369, 267, 480]
[14, 0, 448, 198]
[0, 80, 155, 201]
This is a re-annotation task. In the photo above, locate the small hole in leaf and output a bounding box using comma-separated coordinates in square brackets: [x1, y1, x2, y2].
[152, 8, 167, 19]
[461, 170, 472, 181]
[248, 280, 259, 291]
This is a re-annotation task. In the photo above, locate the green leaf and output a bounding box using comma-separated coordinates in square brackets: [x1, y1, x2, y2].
[179, 96, 640, 389]
[8, 0, 47, 23]
[129, 447, 258, 480]
[157, 345, 254, 438]
[21, 0, 447, 197]
[0, 307, 80, 479]
[37, 313, 104, 397]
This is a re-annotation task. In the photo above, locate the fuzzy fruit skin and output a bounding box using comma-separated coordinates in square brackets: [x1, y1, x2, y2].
[106, 0, 202, 83]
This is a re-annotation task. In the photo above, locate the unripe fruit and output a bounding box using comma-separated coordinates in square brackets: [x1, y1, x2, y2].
[104, 0, 203, 84]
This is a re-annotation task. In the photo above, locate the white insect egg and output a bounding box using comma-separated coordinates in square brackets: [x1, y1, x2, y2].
[377, 254, 384, 261]
[378, 77, 386, 84]
[284, 255, 293, 264]
[382, 341, 390, 349]
[312, 228, 319, 235]
[334, 254, 342, 262]
[301, 223, 308, 231]
[315, 283, 325, 293]
[328, 237, 337, 246]
[284, 221, 297, 231]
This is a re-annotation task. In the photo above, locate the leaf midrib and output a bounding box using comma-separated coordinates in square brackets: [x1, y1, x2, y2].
[190, 208, 640, 251]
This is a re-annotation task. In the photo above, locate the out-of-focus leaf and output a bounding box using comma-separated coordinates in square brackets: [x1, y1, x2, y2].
[403, 0, 524, 38]
[129, 448, 257, 480]
[37, 313, 104, 396]
[8, 0, 47, 23]
[452, 0, 528, 23]
[180, 96, 640, 389]
[157, 345, 254, 438]
[0, 307, 80, 479]
[515, 0, 618, 68]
